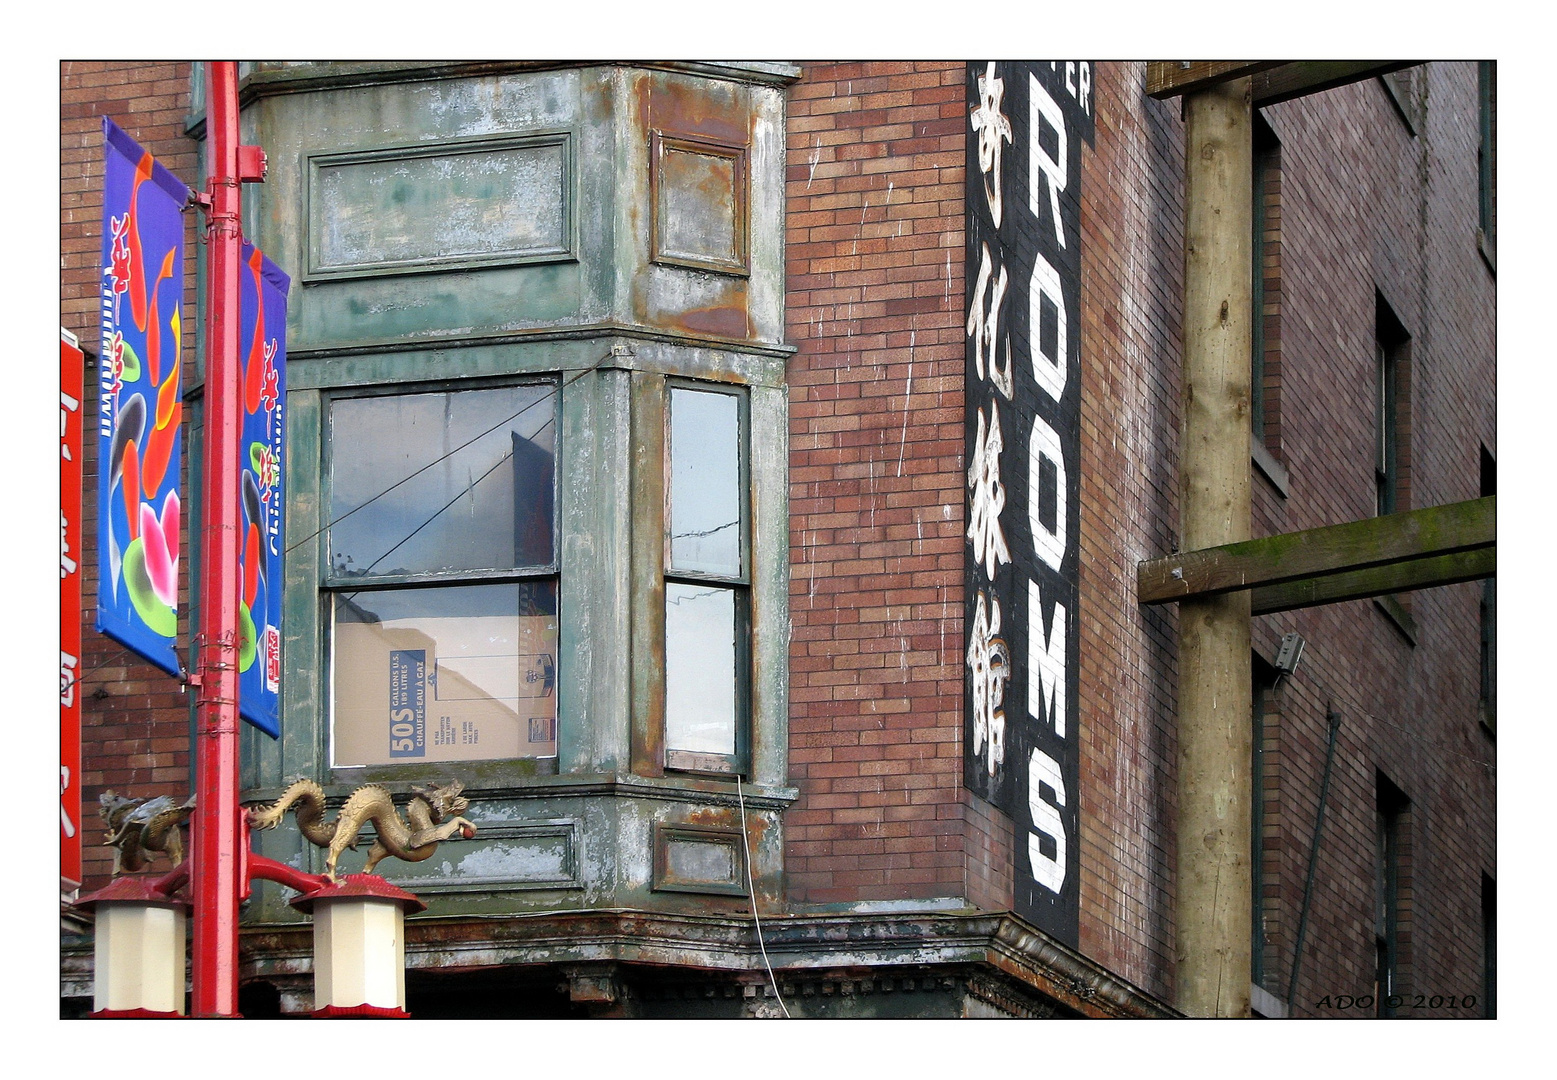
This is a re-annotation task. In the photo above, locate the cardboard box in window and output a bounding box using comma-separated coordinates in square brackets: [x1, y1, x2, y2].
[332, 614, 557, 767]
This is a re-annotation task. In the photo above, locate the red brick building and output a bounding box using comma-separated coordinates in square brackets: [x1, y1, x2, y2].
[62, 60, 1494, 1020]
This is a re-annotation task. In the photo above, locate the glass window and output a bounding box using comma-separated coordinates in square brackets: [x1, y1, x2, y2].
[664, 385, 748, 773]
[326, 382, 558, 767]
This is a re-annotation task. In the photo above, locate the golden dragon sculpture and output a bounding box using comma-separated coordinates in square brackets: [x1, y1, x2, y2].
[100, 792, 195, 875]
[246, 779, 477, 881]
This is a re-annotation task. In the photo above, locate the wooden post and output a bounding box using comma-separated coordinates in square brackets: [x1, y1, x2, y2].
[1176, 77, 1253, 1018]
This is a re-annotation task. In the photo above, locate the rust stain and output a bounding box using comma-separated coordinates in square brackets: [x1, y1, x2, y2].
[650, 74, 745, 145]
[674, 302, 749, 340]
[684, 806, 740, 829]
[745, 811, 771, 842]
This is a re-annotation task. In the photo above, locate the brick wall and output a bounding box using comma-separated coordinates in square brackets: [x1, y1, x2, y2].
[785, 61, 1495, 1014]
[1073, 62, 1186, 999]
[1067, 63, 1494, 1010]
[783, 62, 1013, 906]
[61, 61, 200, 889]
[1243, 65, 1496, 1016]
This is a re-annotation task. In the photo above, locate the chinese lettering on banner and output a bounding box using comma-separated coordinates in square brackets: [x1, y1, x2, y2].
[97, 118, 189, 679]
[62, 329, 84, 891]
[964, 62, 1094, 944]
[237, 241, 289, 737]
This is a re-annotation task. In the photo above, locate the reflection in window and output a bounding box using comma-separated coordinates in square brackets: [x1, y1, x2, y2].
[665, 584, 737, 756]
[664, 386, 748, 773]
[326, 382, 558, 767]
[331, 583, 558, 767]
[669, 389, 742, 576]
[329, 384, 555, 577]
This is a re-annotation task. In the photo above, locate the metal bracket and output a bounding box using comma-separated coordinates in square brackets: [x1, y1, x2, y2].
[238, 145, 267, 183]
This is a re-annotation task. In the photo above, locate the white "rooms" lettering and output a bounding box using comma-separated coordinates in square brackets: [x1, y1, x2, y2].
[1023, 69, 1078, 898]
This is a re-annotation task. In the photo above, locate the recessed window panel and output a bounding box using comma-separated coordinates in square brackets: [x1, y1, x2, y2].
[664, 583, 737, 756]
[668, 388, 741, 577]
[331, 582, 558, 767]
[329, 384, 555, 578]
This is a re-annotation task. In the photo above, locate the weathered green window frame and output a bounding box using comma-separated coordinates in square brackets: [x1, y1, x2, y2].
[319, 375, 562, 772]
[662, 381, 752, 776]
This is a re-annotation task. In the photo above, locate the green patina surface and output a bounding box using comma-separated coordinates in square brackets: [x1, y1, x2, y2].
[234, 62, 796, 926]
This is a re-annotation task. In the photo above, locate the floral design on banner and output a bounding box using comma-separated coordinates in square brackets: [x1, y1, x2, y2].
[96, 119, 189, 677]
[235, 240, 290, 738]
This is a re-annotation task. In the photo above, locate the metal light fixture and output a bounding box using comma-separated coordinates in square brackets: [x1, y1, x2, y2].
[74, 874, 190, 1017]
[289, 875, 426, 1018]
[1273, 632, 1306, 678]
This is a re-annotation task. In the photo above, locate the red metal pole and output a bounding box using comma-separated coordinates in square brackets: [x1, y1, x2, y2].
[191, 60, 245, 1018]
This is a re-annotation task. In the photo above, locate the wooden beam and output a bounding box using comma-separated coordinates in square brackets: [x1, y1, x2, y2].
[1147, 62, 1281, 99]
[1250, 546, 1495, 615]
[1148, 61, 1419, 105]
[1250, 61, 1419, 106]
[1138, 496, 1495, 606]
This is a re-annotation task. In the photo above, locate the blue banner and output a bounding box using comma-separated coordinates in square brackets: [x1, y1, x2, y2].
[97, 118, 189, 678]
[237, 241, 289, 737]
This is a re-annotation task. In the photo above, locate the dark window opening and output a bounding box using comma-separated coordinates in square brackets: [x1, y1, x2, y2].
[1479, 61, 1496, 257]
[1482, 873, 1497, 1018]
[1375, 775, 1409, 1017]
[1251, 116, 1282, 454]
[1375, 296, 1411, 518]
[1480, 446, 1496, 734]
[1251, 655, 1279, 992]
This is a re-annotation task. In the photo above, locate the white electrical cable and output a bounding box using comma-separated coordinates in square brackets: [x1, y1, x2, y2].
[737, 776, 791, 1017]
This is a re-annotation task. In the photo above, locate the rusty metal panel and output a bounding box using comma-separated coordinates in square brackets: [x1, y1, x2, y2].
[650, 131, 749, 276]
[653, 822, 747, 896]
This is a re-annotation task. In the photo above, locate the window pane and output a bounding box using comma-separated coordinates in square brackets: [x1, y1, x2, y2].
[329, 384, 555, 577]
[668, 388, 741, 577]
[664, 583, 736, 755]
[331, 582, 558, 766]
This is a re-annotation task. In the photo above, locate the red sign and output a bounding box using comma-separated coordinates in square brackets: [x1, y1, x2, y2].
[62, 328, 83, 891]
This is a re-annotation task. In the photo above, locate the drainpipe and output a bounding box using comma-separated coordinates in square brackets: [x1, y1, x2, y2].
[1175, 77, 1254, 1019]
[1286, 704, 1342, 1009]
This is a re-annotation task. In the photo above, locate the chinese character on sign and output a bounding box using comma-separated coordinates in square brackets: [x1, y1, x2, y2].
[967, 402, 1011, 580]
[61, 650, 78, 709]
[61, 766, 76, 841]
[966, 590, 1009, 776]
[970, 61, 1013, 228]
[968, 243, 1014, 399]
[60, 512, 77, 579]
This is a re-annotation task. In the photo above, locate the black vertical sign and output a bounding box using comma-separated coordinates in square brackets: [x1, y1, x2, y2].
[964, 62, 1093, 945]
